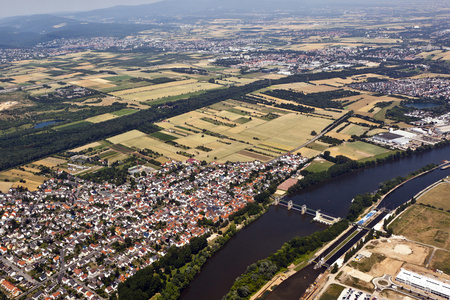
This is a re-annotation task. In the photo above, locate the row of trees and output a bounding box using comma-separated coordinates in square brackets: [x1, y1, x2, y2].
[0, 79, 271, 171]
[262, 89, 360, 109]
[288, 140, 448, 195]
[117, 236, 208, 300]
[346, 163, 436, 221]
[223, 220, 349, 300]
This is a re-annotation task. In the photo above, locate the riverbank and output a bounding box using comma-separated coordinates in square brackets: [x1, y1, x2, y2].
[180, 144, 450, 300]
[247, 162, 448, 300]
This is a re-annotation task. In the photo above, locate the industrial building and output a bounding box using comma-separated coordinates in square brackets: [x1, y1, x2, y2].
[396, 268, 450, 299]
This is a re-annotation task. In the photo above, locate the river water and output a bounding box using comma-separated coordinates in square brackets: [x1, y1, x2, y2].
[180, 145, 450, 300]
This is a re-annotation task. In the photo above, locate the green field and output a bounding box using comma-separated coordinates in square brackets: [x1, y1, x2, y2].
[320, 284, 346, 300]
[150, 131, 178, 142]
[111, 109, 138, 117]
[328, 141, 390, 160]
[55, 121, 91, 130]
[305, 160, 335, 173]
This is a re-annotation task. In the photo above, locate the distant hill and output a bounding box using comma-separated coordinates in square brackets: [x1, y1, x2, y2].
[0, 0, 417, 48]
[0, 14, 152, 47]
[67, 0, 398, 22]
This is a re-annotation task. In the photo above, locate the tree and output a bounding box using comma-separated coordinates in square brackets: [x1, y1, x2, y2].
[311, 130, 317, 136]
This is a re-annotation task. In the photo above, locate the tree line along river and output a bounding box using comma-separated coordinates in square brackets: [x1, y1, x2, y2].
[180, 145, 450, 300]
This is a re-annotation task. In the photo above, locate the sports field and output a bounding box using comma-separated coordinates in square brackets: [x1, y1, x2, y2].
[305, 159, 335, 173]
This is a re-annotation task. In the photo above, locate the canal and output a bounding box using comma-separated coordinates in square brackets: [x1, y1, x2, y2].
[180, 145, 450, 300]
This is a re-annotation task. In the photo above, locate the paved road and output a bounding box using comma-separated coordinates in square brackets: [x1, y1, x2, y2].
[14, 246, 106, 300]
[0, 256, 38, 285]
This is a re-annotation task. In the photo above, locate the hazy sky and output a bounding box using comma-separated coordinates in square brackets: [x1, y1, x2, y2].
[0, 0, 161, 19]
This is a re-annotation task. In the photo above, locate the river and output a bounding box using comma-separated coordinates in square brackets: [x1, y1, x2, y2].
[180, 145, 450, 300]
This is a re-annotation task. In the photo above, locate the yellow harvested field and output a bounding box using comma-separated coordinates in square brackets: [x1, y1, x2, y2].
[116, 82, 221, 102]
[348, 117, 380, 126]
[294, 147, 321, 158]
[326, 131, 352, 141]
[222, 77, 259, 85]
[327, 141, 389, 160]
[238, 113, 333, 149]
[12, 72, 49, 83]
[418, 50, 450, 61]
[175, 133, 220, 149]
[107, 130, 147, 144]
[71, 142, 102, 152]
[417, 181, 450, 211]
[141, 101, 337, 163]
[85, 113, 118, 123]
[196, 142, 249, 163]
[70, 78, 116, 89]
[345, 94, 400, 113]
[367, 128, 388, 136]
[108, 153, 129, 164]
[0, 169, 46, 191]
[271, 82, 338, 93]
[0, 182, 13, 192]
[215, 110, 246, 121]
[112, 79, 198, 96]
[260, 74, 287, 80]
[34, 157, 67, 168]
[122, 137, 187, 161]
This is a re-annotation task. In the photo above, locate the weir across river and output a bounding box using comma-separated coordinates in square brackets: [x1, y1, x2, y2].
[275, 197, 342, 226]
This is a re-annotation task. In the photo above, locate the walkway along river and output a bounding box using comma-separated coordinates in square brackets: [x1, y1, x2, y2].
[180, 145, 450, 300]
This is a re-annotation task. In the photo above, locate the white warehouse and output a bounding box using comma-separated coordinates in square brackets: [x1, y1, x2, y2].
[396, 268, 450, 299]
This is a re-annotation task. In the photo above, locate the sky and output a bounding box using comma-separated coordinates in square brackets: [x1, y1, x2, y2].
[0, 0, 161, 19]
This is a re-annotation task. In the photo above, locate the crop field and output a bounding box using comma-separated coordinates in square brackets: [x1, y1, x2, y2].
[340, 124, 368, 136]
[150, 100, 338, 162]
[107, 129, 148, 144]
[111, 109, 137, 116]
[85, 113, 118, 123]
[70, 77, 116, 89]
[366, 128, 388, 136]
[270, 82, 338, 93]
[418, 50, 450, 61]
[71, 142, 102, 152]
[119, 82, 221, 102]
[27, 83, 62, 96]
[348, 117, 380, 127]
[0, 182, 13, 193]
[112, 79, 197, 97]
[0, 168, 46, 191]
[54, 121, 91, 130]
[417, 181, 450, 211]
[327, 141, 390, 160]
[221, 77, 259, 85]
[311, 73, 388, 87]
[121, 136, 187, 161]
[325, 131, 352, 141]
[294, 147, 321, 158]
[34, 157, 68, 168]
[391, 205, 450, 250]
